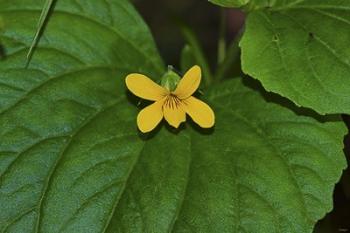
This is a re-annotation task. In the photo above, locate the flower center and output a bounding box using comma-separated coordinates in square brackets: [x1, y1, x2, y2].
[165, 94, 181, 109]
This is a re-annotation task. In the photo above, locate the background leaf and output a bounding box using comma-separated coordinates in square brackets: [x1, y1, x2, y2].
[209, 0, 249, 8]
[0, 0, 347, 232]
[211, 0, 350, 115]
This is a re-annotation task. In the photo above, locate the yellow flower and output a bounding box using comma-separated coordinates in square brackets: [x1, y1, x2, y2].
[126, 65, 215, 133]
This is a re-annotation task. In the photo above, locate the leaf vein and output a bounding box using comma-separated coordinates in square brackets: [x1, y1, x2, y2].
[34, 98, 125, 233]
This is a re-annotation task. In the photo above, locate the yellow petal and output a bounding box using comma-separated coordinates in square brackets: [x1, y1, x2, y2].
[163, 96, 186, 128]
[126, 73, 168, 101]
[184, 96, 215, 128]
[173, 65, 201, 99]
[137, 99, 165, 133]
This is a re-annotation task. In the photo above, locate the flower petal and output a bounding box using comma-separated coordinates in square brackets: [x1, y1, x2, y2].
[163, 97, 186, 128]
[184, 96, 215, 128]
[173, 65, 201, 99]
[137, 99, 165, 133]
[126, 73, 168, 101]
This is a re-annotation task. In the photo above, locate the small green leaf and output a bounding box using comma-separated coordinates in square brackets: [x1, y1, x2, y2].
[0, 0, 347, 232]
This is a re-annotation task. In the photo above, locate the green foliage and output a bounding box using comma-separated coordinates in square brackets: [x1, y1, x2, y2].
[213, 0, 350, 114]
[0, 0, 348, 232]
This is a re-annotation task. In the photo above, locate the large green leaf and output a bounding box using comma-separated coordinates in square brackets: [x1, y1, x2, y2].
[106, 78, 347, 233]
[0, 0, 347, 232]
[0, 0, 163, 232]
[211, 0, 350, 115]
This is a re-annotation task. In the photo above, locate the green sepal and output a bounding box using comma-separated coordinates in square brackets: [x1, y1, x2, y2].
[161, 66, 181, 91]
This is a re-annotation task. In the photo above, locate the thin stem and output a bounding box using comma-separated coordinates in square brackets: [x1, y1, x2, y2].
[0, 17, 4, 59]
[179, 24, 213, 87]
[215, 28, 244, 81]
[217, 9, 227, 65]
[26, 0, 55, 68]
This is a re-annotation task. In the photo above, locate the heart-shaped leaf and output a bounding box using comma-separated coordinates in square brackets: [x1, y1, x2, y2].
[211, 0, 350, 115]
[0, 0, 347, 232]
[107, 78, 347, 233]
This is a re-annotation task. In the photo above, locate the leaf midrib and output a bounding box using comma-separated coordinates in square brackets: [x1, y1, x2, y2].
[102, 139, 148, 233]
[223, 106, 312, 224]
[168, 132, 192, 233]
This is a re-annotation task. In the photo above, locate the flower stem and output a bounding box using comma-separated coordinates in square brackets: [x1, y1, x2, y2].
[215, 28, 243, 81]
[217, 9, 227, 65]
[179, 24, 213, 87]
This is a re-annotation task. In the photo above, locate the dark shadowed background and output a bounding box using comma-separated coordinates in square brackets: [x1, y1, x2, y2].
[133, 0, 350, 232]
